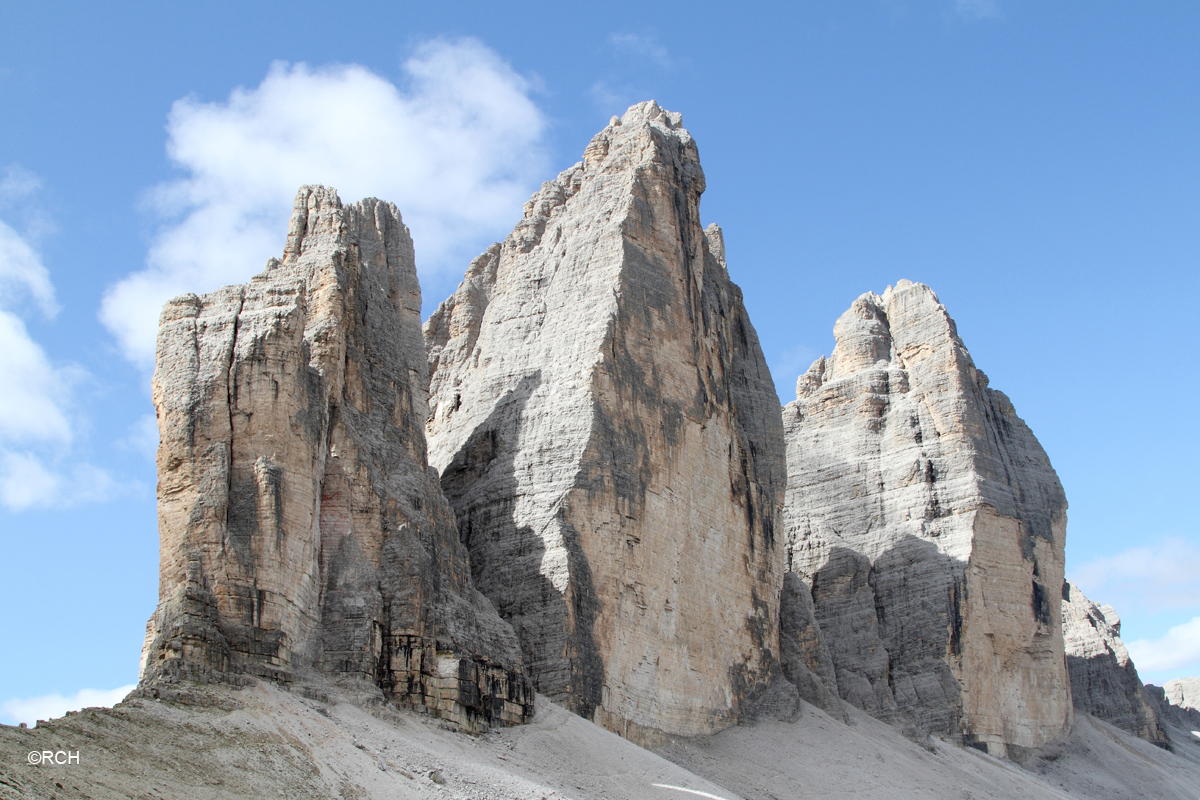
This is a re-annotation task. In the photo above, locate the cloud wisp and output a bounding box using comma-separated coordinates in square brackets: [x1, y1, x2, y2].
[1127, 616, 1200, 678]
[101, 38, 549, 368]
[1070, 535, 1200, 683]
[0, 685, 136, 727]
[954, 0, 1001, 19]
[589, 33, 675, 117]
[1070, 536, 1200, 614]
[0, 168, 126, 512]
[0, 166, 56, 317]
[608, 33, 673, 69]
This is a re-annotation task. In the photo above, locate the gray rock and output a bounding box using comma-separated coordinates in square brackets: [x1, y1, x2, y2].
[1061, 580, 1167, 746]
[782, 280, 1073, 757]
[1145, 679, 1200, 737]
[424, 101, 787, 743]
[1163, 677, 1200, 713]
[779, 572, 846, 720]
[139, 186, 532, 730]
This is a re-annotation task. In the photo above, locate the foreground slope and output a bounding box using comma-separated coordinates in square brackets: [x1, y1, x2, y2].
[424, 101, 787, 741]
[3, 681, 1199, 800]
[782, 280, 1072, 756]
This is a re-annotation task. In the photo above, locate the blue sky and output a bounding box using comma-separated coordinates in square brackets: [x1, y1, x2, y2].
[1, 1, 1197, 722]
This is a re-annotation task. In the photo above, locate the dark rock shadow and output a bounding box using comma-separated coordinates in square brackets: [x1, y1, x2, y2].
[439, 372, 605, 720]
[809, 537, 964, 740]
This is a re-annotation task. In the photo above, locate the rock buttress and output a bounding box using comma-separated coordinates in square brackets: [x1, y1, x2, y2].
[140, 186, 532, 730]
[782, 280, 1072, 757]
[424, 102, 787, 743]
[1061, 580, 1167, 746]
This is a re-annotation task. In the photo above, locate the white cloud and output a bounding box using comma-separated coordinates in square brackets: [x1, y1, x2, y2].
[0, 171, 122, 512]
[0, 164, 42, 203]
[0, 167, 57, 321]
[0, 452, 127, 512]
[0, 685, 135, 727]
[0, 221, 56, 316]
[0, 310, 73, 446]
[954, 0, 1001, 19]
[1070, 537, 1200, 614]
[101, 38, 549, 368]
[1126, 616, 1200, 676]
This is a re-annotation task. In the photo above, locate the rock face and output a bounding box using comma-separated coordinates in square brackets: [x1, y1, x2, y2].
[1061, 581, 1167, 746]
[778, 572, 845, 719]
[782, 280, 1072, 757]
[423, 101, 787, 742]
[1145, 678, 1200, 736]
[1163, 678, 1200, 714]
[139, 186, 532, 730]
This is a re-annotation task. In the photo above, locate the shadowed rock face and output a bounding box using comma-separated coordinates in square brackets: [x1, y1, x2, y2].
[1061, 580, 1167, 746]
[1145, 677, 1200, 741]
[423, 101, 787, 743]
[139, 186, 532, 730]
[782, 280, 1072, 758]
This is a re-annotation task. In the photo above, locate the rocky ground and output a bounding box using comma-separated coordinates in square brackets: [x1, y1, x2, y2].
[3, 680, 1198, 800]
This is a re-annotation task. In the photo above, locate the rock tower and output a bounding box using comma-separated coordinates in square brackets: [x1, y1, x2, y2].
[140, 187, 532, 729]
[782, 280, 1072, 757]
[424, 102, 787, 742]
[1061, 580, 1167, 746]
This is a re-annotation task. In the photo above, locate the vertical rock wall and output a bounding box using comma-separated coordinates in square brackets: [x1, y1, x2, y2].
[140, 186, 532, 730]
[1061, 580, 1167, 745]
[424, 102, 787, 742]
[1145, 678, 1200, 740]
[782, 280, 1072, 757]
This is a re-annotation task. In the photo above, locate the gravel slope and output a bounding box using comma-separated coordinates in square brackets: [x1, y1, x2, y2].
[2, 680, 1197, 800]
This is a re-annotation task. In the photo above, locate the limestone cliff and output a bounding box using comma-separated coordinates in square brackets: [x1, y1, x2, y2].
[1061, 580, 1167, 746]
[423, 101, 787, 742]
[139, 186, 532, 730]
[1163, 678, 1200, 715]
[782, 280, 1072, 757]
[1145, 678, 1200, 739]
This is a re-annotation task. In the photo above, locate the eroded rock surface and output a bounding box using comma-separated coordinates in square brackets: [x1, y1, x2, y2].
[1061, 580, 1167, 746]
[782, 280, 1072, 757]
[140, 186, 532, 730]
[1163, 677, 1200, 714]
[424, 101, 787, 742]
[1145, 678, 1200, 739]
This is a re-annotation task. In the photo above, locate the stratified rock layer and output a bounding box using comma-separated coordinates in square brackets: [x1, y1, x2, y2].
[140, 186, 532, 730]
[1061, 580, 1167, 746]
[424, 102, 787, 742]
[1145, 678, 1200, 740]
[782, 280, 1072, 757]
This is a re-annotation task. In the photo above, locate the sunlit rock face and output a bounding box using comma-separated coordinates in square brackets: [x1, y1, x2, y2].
[782, 280, 1072, 757]
[140, 186, 532, 730]
[424, 101, 787, 743]
[1061, 580, 1167, 746]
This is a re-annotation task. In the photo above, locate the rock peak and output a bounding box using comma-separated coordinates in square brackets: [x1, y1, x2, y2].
[424, 109, 785, 743]
[140, 185, 532, 730]
[782, 279, 1072, 757]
